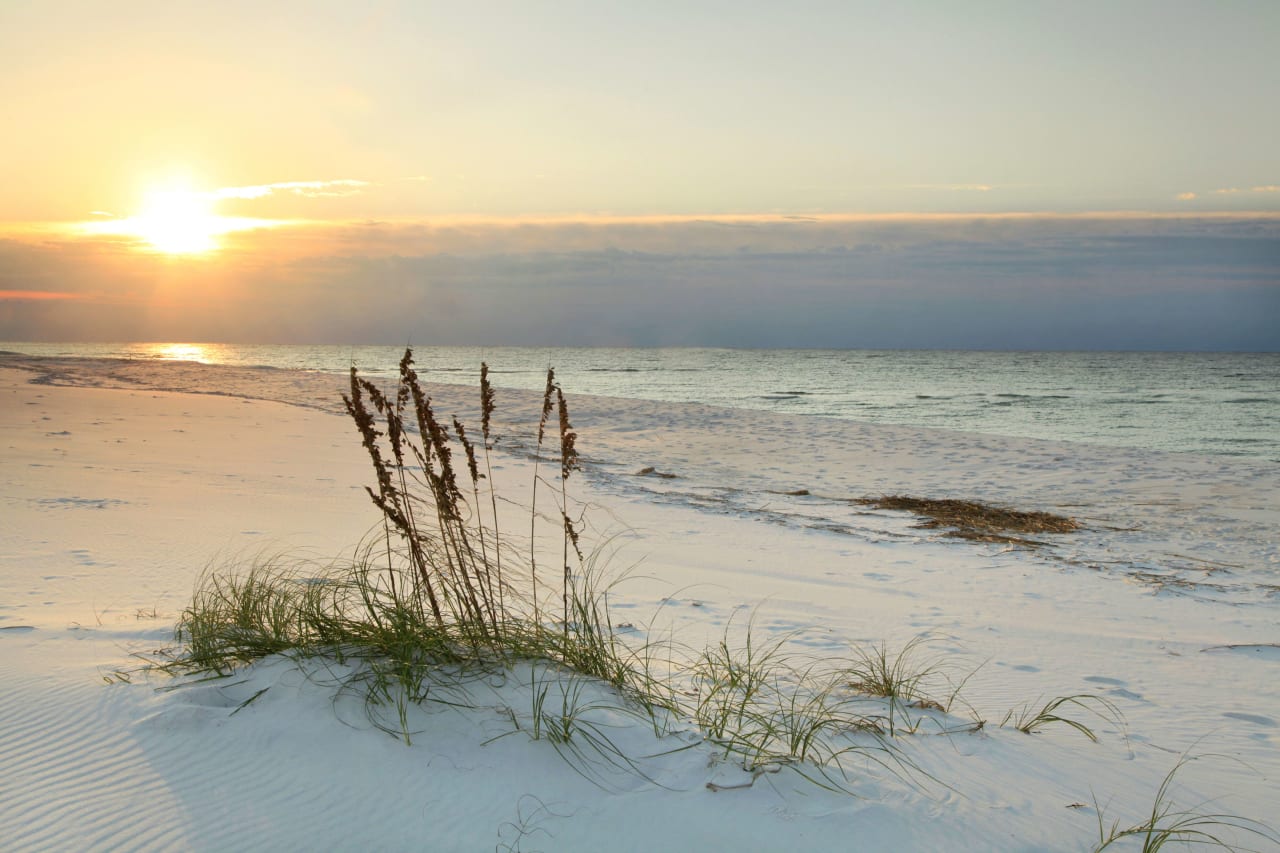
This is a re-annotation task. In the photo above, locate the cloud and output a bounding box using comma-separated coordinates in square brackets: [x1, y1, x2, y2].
[1212, 185, 1280, 195]
[212, 180, 370, 201]
[906, 184, 994, 192]
[2, 213, 1277, 350]
[1176, 192, 1198, 201]
[223, 211, 1278, 261]
[0, 290, 85, 301]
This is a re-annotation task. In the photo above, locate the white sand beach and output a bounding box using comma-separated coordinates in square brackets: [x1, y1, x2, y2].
[2, 356, 1278, 852]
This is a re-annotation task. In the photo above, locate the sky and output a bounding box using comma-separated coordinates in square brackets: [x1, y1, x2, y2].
[1, 0, 1277, 350]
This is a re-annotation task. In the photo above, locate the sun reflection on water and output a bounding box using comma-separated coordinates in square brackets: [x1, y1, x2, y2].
[132, 343, 227, 364]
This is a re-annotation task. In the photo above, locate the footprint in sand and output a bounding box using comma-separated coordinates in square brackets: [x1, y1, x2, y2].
[1084, 675, 1147, 703]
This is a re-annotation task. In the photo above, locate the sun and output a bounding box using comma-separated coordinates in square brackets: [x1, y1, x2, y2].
[131, 184, 221, 253]
[73, 175, 285, 252]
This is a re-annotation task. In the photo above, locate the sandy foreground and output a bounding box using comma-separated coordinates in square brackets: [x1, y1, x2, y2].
[1, 357, 1278, 852]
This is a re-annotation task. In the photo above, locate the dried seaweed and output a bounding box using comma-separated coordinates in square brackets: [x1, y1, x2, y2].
[855, 495, 1079, 546]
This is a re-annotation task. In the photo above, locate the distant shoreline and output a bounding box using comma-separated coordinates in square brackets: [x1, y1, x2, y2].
[4, 345, 1278, 462]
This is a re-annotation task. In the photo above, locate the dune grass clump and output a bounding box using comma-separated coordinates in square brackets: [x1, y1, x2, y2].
[1001, 694, 1124, 743]
[169, 349, 655, 734]
[843, 635, 948, 703]
[340, 349, 618, 669]
[682, 620, 926, 789]
[1092, 756, 1280, 852]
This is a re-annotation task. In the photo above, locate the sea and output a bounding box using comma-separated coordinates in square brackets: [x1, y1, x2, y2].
[3, 342, 1277, 463]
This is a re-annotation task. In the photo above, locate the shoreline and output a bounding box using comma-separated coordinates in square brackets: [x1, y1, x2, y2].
[6, 352, 1278, 601]
[4, 345, 1278, 463]
[2, 361, 1277, 850]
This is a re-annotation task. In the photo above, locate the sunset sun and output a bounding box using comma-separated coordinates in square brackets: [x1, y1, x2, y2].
[75, 178, 282, 253]
[131, 184, 220, 253]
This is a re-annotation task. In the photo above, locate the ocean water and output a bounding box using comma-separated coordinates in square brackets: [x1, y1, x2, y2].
[3, 342, 1278, 461]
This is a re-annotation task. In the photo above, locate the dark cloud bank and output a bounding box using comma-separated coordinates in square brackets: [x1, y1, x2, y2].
[3, 216, 1277, 351]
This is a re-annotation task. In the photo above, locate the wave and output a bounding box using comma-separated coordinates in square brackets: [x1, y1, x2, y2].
[988, 393, 1072, 403]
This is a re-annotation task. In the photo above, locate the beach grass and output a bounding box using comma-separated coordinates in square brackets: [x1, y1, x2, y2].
[1092, 756, 1280, 852]
[152, 349, 1276, 847]
[842, 634, 948, 703]
[1001, 693, 1125, 743]
[159, 350, 936, 781]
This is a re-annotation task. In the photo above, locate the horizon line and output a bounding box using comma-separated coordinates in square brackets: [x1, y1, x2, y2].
[5, 208, 1280, 234]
